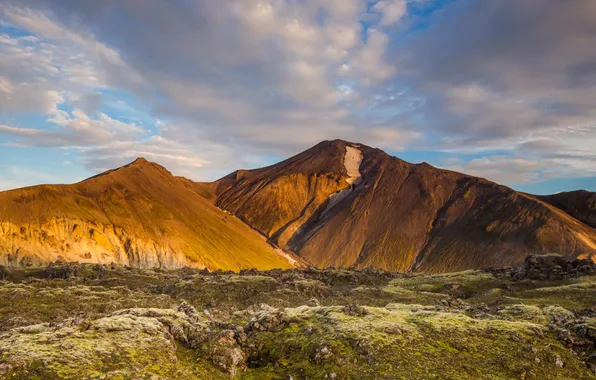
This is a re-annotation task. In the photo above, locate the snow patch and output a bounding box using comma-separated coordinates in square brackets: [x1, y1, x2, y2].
[324, 145, 363, 212]
[344, 146, 363, 184]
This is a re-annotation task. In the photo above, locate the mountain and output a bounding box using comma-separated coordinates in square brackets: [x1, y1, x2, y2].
[207, 140, 596, 273]
[2, 140, 595, 273]
[537, 190, 596, 229]
[0, 158, 293, 270]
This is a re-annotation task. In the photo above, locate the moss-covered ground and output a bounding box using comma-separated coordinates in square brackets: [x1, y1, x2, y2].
[1, 263, 595, 379]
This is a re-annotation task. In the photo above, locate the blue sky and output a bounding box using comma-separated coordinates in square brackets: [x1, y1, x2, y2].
[1, 0, 596, 194]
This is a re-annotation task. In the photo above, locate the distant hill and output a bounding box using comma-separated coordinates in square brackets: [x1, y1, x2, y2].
[537, 190, 596, 229]
[206, 140, 596, 273]
[0, 158, 293, 270]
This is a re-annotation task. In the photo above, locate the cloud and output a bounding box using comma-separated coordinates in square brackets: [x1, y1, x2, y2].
[0, 0, 595, 189]
[373, 0, 408, 26]
[0, 1, 408, 156]
[443, 156, 541, 185]
[393, 0, 596, 184]
[0, 108, 146, 148]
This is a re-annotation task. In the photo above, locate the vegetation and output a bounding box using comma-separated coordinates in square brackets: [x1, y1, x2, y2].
[1, 256, 595, 379]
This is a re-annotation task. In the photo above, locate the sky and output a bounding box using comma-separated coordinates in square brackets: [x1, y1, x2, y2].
[1, 0, 596, 194]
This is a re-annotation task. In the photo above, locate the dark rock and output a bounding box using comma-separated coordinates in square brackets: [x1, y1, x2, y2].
[45, 263, 78, 279]
[486, 254, 596, 281]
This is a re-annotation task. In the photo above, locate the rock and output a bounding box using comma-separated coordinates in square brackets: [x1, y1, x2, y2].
[304, 325, 314, 335]
[210, 330, 246, 376]
[234, 329, 248, 346]
[0, 265, 6, 280]
[0, 363, 12, 376]
[307, 298, 321, 307]
[531, 255, 591, 280]
[45, 263, 77, 279]
[177, 301, 201, 323]
[342, 304, 368, 317]
[244, 305, 285, 333]
[555, 356, 564, 368]
[313, 345, 334, 363]
[442, 283, 462, 293]
[330, 373, 337, 379]
[535, 357, 540, 364]
[487, 254, 596, 281]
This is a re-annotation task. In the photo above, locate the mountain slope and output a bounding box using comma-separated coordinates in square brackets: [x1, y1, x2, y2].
[537, 190, 596, 229]
[0, 159, 293, 270]
[207, 140, 596, 273]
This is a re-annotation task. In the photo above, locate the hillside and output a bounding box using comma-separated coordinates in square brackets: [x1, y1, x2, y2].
[207, 140, 596, 273]
[538, 190, 596, 229]
[0, 158, 293, 270]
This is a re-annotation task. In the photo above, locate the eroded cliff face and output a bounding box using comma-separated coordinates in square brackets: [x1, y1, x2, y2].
[0, 219, 193, 268]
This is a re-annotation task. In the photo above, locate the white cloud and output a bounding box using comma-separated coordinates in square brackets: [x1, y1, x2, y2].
[1, 106, 148, 149]
[443, 156, 542, 185]
[373, 0, 408, 26]
[348, 29, 397, 85]
[2, 0, 593, 190]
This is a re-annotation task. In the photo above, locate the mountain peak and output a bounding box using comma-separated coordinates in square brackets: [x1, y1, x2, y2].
[81, 157, 172, 183]
[131, 157, 150, 165]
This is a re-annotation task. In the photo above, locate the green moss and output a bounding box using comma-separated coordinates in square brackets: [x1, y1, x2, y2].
[1, 265, 595, 379]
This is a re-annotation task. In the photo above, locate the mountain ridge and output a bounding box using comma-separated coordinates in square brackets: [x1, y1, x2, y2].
[1, 139, 595, 272]
[0, 157, 293, 270]
[203, 139, 596, 273]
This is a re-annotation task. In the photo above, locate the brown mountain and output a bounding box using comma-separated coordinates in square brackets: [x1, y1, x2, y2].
[537, 190, 596, 229]
[0, 159, 293, 270]
[2, 140, 595, 273]
[206, 140, 596, 273]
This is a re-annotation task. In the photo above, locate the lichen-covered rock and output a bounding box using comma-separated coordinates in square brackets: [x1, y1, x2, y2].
[210, 330, 246, 376]
[0, 312, 190, 379]
[312, 344, 334, 363]
[244, 304, 286, 333]
[342, 303, 369, 317]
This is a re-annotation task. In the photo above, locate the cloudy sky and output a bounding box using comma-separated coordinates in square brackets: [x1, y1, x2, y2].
[1, 0, 595, 194]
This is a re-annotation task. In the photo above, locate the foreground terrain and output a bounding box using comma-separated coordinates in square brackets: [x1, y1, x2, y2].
[1, 254, 595, 379]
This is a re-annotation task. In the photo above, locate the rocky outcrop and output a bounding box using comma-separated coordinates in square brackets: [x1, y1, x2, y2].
[487, 254, 596, 280]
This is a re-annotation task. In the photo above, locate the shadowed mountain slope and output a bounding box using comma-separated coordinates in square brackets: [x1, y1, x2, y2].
[537, 190, 596, 229]
[0, 159, 292, 270]
[207, 140, 596, 273]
